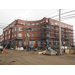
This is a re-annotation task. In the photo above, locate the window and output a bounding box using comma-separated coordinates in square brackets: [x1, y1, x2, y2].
[63, 35, 64, 38]
[46, 26, 49, 28]
[35, 34, 37, 37]
[51, 22, 53, 25]
[42, 26, 44, 28]
[38, 28, 40, 30]
[31, 34, 34, 37]
[5, 37, 7, 40]
[35, 28, 37, 31]
[18, 33, 22, 37]
[10, 25, 11, 27]
[62, 24, 64, 27]
[23, 23, 25, 25]
[5, 32, 7, 35]
[31, 23, 35, 25]
[46, 20, 48, 22]
[31, 28, 34, 31]
[47, 33, 50, 37]
[12, 35, 13, 38]
[12, 29, 14, 32]
[8, 35, 10, 39]
[14, 33, 17, 37]
[56, 28, 59, 30]
[12, 24, 14, 27]
[55, 22, 57, 25]
[28, 28, 30, 31]
[15, 27, 17, 31]
[27, 23, 30, 25]
[18, 27, 22, 31]
[20, 22, 22, 24]
[65, 25, 67, 27]
[9, 30, 10, 34]
[68, 26, 70, 29]
[71, 27, 73, 29]
[42, 34, 44, 37]
[38, 34, 40, 37]
[36, 23, 39, 25]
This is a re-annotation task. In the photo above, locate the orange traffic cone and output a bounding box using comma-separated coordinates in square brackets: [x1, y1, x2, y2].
[3, 48, 5, 53]
[15, 46, 17, 50]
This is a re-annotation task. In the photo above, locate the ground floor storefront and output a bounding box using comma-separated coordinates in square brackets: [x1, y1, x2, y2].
[2, 40, 42, 48]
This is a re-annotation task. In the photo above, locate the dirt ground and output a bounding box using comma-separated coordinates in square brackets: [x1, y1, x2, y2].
[0, 49, 75, 65]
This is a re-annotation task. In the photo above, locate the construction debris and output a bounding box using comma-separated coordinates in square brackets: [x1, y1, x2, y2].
[38, 47, 57, 55]
[16, 47, 24, 51]
[65, 49, 75, 54]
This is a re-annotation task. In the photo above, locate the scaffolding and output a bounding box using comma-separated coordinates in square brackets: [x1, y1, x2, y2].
[40, 22, 74, 49]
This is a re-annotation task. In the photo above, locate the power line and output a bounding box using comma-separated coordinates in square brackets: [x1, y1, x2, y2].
[50, 10, 75, 18]
[45, 9, 58, 17]
[56, 16, 75, 21]
[54, 15, 75, 20]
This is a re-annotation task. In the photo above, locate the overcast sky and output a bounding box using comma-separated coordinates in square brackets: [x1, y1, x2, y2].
[0, 9, 75, 41]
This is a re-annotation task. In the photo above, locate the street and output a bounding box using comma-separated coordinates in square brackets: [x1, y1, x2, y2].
[0, 49, 75, 65]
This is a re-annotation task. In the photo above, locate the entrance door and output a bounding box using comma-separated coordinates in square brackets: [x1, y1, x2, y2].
[18, 41, 22, 47]
[38, 41, 41, 47]
[29, 41, 35, 47]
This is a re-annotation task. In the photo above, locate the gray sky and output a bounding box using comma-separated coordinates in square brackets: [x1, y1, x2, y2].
[0, 9, 75, 41]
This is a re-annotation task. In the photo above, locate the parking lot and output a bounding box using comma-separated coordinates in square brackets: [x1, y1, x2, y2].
[0, 49, 75, 65]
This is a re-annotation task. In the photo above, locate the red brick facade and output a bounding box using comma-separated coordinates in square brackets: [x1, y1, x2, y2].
[0, 17, 74, 47]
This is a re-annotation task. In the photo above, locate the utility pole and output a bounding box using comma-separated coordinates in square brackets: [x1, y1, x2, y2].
[59, 9, 62, 54]
[26, 19, 28, 51]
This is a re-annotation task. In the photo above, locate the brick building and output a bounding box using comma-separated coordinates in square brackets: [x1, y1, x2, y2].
[0, 17, 74, 48]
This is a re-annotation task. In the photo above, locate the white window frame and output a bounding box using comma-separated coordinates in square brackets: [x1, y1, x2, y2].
[31, 34, 34, 37]
[20, 22, 22, 24]
[27, 23, 30, 25]
[23, 23, 25, 25]
[12, 35, 13, 38]
[38, 34, 40, 37]
[31, 23, 35, 25]
[35, 34, 37, 37]
[65, 25, 67, 28]
[18, 33, 22, 37]
[31, 28, 34, 31]
[38, 28, 40, 30]
[71, 27, 73, 29]
[36, 23, 39, 25]
[62, 24, 64, 27]
[35, 28, 37, 31]
[8, 35, 10, 39]
[14, 33, 17, 37]
[55, 22, 57, 25]
[15, 27, 17, 31]
[9, 30, 10, 34]
[5, 32, 7, 35]
[18, 27, 23, 31]
[46, 20, 48, 23]
[12, 29, 14, 32]
[51, 22, 53, 25]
